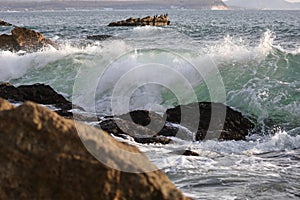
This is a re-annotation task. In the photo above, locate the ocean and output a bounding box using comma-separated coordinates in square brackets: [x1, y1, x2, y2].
[0, 10, 300, 199]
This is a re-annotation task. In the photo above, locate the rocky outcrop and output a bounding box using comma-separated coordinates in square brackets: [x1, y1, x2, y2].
[165, 102, 255, 141]
[87, 35, 121, 41]
[0, 99, 191, 200]
[108, 14, 170, 27]
[0, 27, 57, 52]
[0, 19, 12, 26]
[0, 83, 74, 117]
[99, 118, 172, 144]
[99, 103, 255, 142]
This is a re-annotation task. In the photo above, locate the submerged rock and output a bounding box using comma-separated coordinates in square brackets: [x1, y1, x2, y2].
[0, 83, 74, 117]
[0, 19, 12, 26]
[87, 34, 121, 41]
[0, 27, 57, 52]
[165, 102, 255, 141]
[108, 14, 170, 27]
[0, 99, 190, 200]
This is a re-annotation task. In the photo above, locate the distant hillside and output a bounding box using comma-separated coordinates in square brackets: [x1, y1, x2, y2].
[0, 0, 228, 11]
[226, 0, 300, 10]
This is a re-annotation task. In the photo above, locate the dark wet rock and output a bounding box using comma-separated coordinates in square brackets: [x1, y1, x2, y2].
[183, 150, 200, 156]
[100, 102, 254, 142]
[98, 118, 172, 144]
[108, 14, 170, 27]
[0, 83, 76, 116]
[133, 137, 172, 145]
[165, 102, 255, 141]
[0, 27, 58, 52]
[0, 34, 18, 51]
[87, 35, 121, 41]
[99, 118, 156, 138]
[0, 99, 190, 200]
[0, 19, 12, 26]
[118, 110, 179, 137]
[157, 123, 179, 137]
[119, 110, 163, 126]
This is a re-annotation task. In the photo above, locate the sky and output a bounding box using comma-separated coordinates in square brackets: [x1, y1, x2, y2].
[3, 0, 300, 2]
[0, 0, 300, 2]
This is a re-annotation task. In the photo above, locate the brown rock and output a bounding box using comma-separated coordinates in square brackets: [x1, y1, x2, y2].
[0, 27, 57, 52]
[12, 27, 57, 51]
[0, 98, 15, 111]
[0, 100, 190, 200]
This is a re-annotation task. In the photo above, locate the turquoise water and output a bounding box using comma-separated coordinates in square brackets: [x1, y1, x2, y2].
[1, 10, 300, 199]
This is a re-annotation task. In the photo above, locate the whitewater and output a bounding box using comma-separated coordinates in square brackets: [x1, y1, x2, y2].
[1, 10, 300, 199]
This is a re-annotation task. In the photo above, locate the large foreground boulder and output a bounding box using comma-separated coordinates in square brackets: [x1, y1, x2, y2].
[0, 27, 57, 52]
[0, 99, 190, 200]
[108, 14, 170, 27]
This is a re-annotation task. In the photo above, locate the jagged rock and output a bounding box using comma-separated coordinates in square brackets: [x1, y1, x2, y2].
[0, 99, 191, 200]
[100, 102, 254, 142]
[0, 27, 57, 52]
[108, 14, 170, 27]
[0, 83, 74, 116]
[118, 110, 178, 136]
[0, 19, 12, 26]
[0, 34, 18, 51]
[99, 118, 172, 144]
[165, 102, 255, 141]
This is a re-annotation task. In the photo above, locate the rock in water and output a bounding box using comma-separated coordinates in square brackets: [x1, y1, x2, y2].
[0, 27, 57, 52]
[0, 99, 191, 200]
[12, 27, 57, 51]
[0, 83, 74, 116]
[108, 14, 170, 27]
[165, 102, 255, 141]
[87, 35, 121, 41]
[183, 150, 200, 156]
[0, 19, 12, 26]
[0, 34, 18, 51]
[99, 118, 172, 144]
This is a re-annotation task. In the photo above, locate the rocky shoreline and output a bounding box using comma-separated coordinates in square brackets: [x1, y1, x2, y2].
[0, 80, 255, 198]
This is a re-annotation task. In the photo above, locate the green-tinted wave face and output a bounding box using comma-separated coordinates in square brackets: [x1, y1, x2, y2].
[190, 47, 300, 130]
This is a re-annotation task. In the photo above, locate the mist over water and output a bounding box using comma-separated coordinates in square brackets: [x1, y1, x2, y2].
[1, 10, 300, 199]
